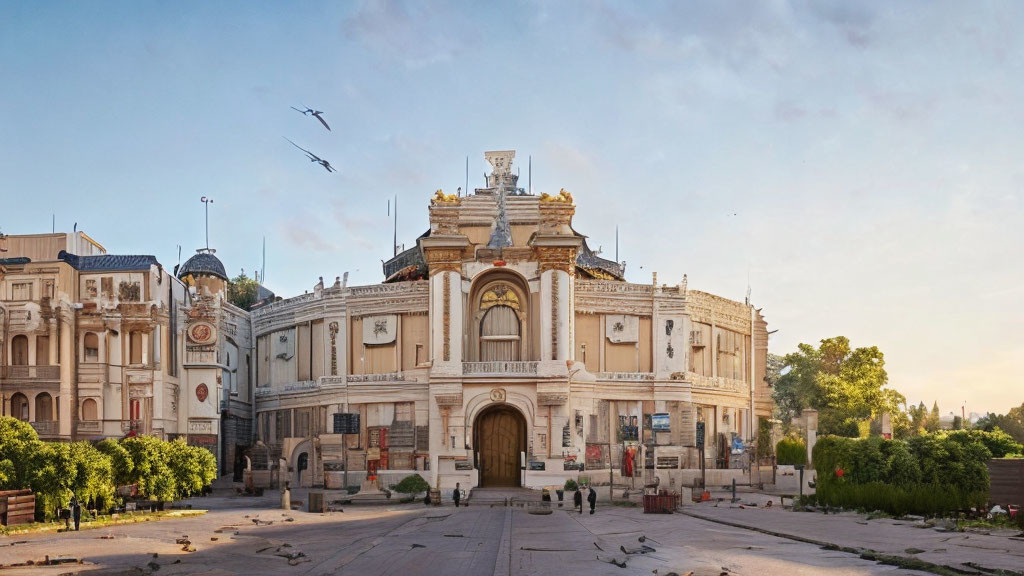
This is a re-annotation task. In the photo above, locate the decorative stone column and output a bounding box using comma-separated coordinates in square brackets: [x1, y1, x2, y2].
[531, 191, 581, 368]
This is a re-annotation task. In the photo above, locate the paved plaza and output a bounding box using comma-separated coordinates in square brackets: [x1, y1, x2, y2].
[10, 486, 1016, 576]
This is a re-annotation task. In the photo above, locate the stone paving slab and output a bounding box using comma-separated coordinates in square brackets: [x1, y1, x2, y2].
[684, 494, 1024, 575]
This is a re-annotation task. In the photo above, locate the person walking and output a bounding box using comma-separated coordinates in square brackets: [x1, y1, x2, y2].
[71, 496, 82, 531]
[453, 482, 461, 507]
[587, 486, 597, 515]
[573, 486, 583, 514]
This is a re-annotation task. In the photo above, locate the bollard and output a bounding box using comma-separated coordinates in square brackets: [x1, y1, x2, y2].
[731, 478, 737, 503]
[281, 485, 291, 511]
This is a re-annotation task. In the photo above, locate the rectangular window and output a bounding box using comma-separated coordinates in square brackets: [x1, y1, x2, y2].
[101, 277, 113, 299]
[276, 410, 292, 441]
[130, 332, 144, 365]
[12, 283, 31, 300]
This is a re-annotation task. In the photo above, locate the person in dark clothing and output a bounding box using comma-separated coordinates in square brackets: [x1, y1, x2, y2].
[453, 482, 461, 507]
[587, 487, 597, 514]
[573, 487, 583, 514]
[71, 496, 82, 531]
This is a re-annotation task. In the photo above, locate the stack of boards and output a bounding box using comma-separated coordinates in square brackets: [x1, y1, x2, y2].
[0, 489, 35, 526]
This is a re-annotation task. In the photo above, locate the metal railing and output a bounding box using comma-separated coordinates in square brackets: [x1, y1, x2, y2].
[77, 420, 102, 434]
[30, 420, 59, 436]
[463, 361, 539, 376]
[1, 365, 61, 380]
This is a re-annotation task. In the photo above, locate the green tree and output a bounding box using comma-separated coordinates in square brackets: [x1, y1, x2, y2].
[68, 442, 115, 507]
[773, 337, 900, 436]
[924, 401, 941, 433]
[122, 436, 176, 501]
[227, 272, 260, 311]
[0, 416, 43, 490]
[974, 403, 1024, 444]
[96, 438, 134, 487]
[165, 440, 216, 498]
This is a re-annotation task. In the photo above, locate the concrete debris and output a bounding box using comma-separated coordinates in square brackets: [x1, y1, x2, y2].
[175, 538, 190, 545]
[147, 560, 161, 571]
[410, 544, 426, 549]
[638, 535, 661, 545]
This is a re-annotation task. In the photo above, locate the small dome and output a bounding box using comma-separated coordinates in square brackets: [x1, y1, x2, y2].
[178, 250, 228, 281]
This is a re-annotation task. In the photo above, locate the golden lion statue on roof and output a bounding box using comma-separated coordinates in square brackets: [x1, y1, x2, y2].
[540, 188, 573, 204]
[431, 189, 460, 205]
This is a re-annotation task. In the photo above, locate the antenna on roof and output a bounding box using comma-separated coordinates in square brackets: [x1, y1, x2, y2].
[393, 194, 398, 257]
[177, 245, 181, 270]
[615, 226, 619, 263]
[200, 196, 213, 250]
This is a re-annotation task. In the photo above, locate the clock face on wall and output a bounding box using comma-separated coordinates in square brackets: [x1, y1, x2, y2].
[196, 383, 209, 402]
[188, 322, 217, 345]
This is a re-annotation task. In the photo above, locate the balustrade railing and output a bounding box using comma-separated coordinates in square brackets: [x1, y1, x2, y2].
[1, 365, 61, 380]
[462, 361, 539, 376]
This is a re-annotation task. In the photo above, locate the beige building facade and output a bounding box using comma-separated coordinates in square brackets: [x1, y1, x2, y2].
[252, 151, 773, 491]
[0, 233, 253, 476]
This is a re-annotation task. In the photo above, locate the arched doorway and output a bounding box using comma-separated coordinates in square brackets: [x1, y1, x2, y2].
[11, 393, 29, 421]
[474, 405, 526, 487]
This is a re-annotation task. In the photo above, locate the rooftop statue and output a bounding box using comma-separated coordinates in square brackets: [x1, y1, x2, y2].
[431, 189, 460, 205]
[540, 188, 574, 204]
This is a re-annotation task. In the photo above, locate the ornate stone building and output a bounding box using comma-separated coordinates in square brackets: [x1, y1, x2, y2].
[0, 233, 253, 476]
[251, 150, 772, 491]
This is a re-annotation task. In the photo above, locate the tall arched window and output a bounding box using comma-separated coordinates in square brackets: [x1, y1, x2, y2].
[11, 335, 29, 365]
[11, 393, 29, 421]
[84, 332, 99, 362]
[35, 392, 54, 421]
[479, 285, 522, 361]
[82, 398, 98, 421]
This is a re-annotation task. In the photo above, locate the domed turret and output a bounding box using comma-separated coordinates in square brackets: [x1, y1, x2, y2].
[178, 249, 228, 297]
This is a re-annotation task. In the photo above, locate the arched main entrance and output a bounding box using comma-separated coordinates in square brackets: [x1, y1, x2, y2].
[474, 405, 526, 487]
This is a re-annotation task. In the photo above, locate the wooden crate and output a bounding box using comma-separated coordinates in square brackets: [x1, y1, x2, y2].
[988, 459, 1024, 507]
[0, 489, 35, 526]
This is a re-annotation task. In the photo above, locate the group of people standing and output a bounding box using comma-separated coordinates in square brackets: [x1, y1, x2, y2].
[449, 482, 598, 514]
[573, 485, 598, 514]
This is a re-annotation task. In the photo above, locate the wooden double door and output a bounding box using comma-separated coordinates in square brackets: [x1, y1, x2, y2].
[475, 406, 525, 487]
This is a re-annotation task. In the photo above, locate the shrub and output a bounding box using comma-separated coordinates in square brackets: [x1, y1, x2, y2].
[394, 474, 430, 495]
[944, 429, 1022, 459]
[122, 436, 175, 501]
[776, 437, 807, 466]
[884, 442, 921, 486]
[564, 479, 579, 491]
[756, 419, 774, 459]
[165, 440, 217, 498]
[96, 438, 134, 487]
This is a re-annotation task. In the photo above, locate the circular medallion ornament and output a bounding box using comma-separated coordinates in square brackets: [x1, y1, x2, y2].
[188, 322, 217, 345]
[196, 383, 209, 402]
[489, 388, 506, 402]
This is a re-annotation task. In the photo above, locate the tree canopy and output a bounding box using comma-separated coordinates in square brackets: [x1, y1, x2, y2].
[975, 402, 1024, 445]
[772, 336, 906, 437]
[227, 272, 259, 310]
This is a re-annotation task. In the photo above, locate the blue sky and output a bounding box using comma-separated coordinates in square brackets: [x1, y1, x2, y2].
[2, 1, 1022, 415]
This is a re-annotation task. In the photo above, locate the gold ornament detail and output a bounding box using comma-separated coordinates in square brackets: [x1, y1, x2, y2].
[540, 188, 574, 203]
[443, 272, 451, 361]
[431, 189, 460, 205]
[535, 246, 577, 274]
[425, 248, 463, 274]
[480, 284, 521, 312]
[551, 273, 559, 360]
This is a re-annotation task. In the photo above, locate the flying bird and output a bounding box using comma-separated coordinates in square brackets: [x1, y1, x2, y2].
[290, 106, 331, 131]
[284, 137, 336, 173]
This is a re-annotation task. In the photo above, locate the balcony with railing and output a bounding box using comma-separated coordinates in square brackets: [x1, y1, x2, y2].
[30, 420, 59, 436]
[1, 365, 61, 381]
[462, 361, 539, 376]
[77, 420, 102, 435]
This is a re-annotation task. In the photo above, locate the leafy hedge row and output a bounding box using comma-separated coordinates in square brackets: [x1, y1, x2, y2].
[775, 437, 807, 466]
[810, 430, 1017, 515]
[0, 417, 216, 521]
